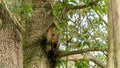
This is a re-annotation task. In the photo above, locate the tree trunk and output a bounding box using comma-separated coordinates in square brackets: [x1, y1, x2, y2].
[24, 0, 56, 68]
[107, 0, 115, 68]
[0, 7, 23, 68]
[107, 0, 120, 68]
[112, 0, 120, 67]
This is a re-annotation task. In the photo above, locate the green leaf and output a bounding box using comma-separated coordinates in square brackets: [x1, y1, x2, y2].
[75, 60, 89, 68]
[83, 41, 90, 46]
[70, 0, 77, 4]
[78, 42, 81, 47]
[67, 4, 74, 8]
[85, 0, 91, 6]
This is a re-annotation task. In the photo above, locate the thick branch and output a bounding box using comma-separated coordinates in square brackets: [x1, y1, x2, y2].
[67, 0, 99, 10]
[59, 47, 107, 57]
[61, 54, 106, 68]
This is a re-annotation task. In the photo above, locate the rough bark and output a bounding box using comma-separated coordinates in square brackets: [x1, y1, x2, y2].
[23, 0, 57, 68]
[0, 7, 23, 68]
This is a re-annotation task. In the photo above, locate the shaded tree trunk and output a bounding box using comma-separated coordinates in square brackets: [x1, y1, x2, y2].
[0, 7, 23, 68]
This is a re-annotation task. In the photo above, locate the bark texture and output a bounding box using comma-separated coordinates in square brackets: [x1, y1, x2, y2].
[112, 0, 120, 68]
[107, 0, 120, 68]
[0, 8, 23, 68]
[24, 0, 56, 68]
[107, 0, 115, 68]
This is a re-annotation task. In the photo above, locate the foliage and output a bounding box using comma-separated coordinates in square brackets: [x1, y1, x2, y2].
[75, 59, 89, 68]
[53, 0, 108, 67]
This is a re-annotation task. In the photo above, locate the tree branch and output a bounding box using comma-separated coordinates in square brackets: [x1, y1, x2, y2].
[61, 54, 106, 68]
[96, 11, 108, 26]
[59, 47, 108, 57]
[67, 0, 99, 11]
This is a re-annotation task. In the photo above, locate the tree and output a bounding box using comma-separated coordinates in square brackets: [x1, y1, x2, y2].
[0, 1, 23, 68]
[0, 0, 112, 68]
[107, 0, 120, 68]
[23, 0, 55, 68]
